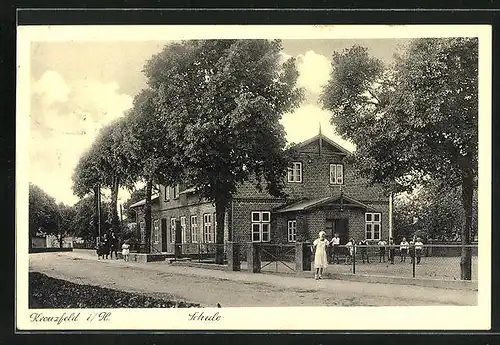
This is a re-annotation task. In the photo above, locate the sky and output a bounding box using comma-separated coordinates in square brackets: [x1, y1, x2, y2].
[29, 38, 410, 206]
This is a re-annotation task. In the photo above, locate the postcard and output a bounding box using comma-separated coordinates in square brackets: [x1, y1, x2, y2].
[16, 23, 491, 331]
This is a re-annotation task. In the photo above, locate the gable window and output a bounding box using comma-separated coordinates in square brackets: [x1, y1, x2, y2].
[140, 221, 146, 243]
[191, 216, 198, 243]
[170, 217, 176, 243]
[287, 162, 302, 183]
[164, 186, 170, 201]
[153, 219, 160, 244]
[287, 220, 297, 242]
[330, 164, 344, 185]
[203, 213, 215, 243]
[173, 184, 180, 199]
[180, 216, 187, 243]
[251, 211, 271, 242]
[365, 212, 381, 240]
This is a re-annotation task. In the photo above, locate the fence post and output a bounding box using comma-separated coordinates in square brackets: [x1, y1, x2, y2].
[247, 242, 261, 273]
[295, 242, 312, 272]
[427, 239, 433, 257]
[412, 245, 416, 278]
[352, 243, 356, 274]
[227, 242, 241, 271]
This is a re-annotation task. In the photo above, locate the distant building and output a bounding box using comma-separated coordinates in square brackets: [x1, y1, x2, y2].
[130, 133, 390, 254]
[31, 230, 78, 249]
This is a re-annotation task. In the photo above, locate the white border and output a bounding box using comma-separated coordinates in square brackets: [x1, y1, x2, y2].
[16, 24, 492, 331]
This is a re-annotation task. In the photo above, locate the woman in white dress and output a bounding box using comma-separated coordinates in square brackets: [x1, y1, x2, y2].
[312, 231, 329, 280]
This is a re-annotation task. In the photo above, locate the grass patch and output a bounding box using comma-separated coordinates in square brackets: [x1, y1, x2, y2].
[29, 272, 201, 308]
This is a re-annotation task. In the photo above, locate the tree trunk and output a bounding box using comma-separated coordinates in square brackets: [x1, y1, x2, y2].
[29, 231, 33, 252]
[144, 179, 153, 254]
[460, 174, 474, 280]
[94, 185, 101, 243]
[215, 198, 227, 265]
[110, 176, 120, 236]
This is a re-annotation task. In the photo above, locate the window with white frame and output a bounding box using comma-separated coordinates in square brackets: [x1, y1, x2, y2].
[164, 186, 170, 201]
[140, 222, 146, 243]
[213, 212, 217, 243]
[287, 220, 297, 242]
[329, 164, 344, 185]
[180, 216, 187, 243]
[251, 211, 271, 242]
[287, 162, 302, 183]
[365, 212, 381, 240]
[170, 217, 176, 243]
[153, 219, 160, 243]
[173, 184, 180, 199]
[191, 215, 198, 243]
[203, 213, 215, 243]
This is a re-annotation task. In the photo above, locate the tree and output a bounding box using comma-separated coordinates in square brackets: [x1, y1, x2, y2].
[72, 117, 137, 238]
[56, 202, 76, 248]
[143, 39, 303, 263]
[28, 183, 60, 250]
[72, 195, 112, 244]
[393, 184, 478, 243]
[321, 38, 478, 279]
[124, 89, 179, 253]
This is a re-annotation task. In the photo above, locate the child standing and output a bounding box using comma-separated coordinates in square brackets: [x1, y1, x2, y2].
[312, 231, 329, 280]
[359, 239, 369, 263]
[415, 237, 424, 264]
[121, 241, 130, 262]
[400, 237, 409, 262]
[378, 238, 387, 263]
[329, 233, 340, 264]
[345, 238, 356, 265]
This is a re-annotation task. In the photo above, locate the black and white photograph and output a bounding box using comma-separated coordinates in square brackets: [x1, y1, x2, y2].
[16, 24, 491, 330]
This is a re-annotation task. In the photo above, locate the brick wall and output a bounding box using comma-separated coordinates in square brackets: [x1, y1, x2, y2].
[158, 184, 210, 211]
[230, 199, 285, 243]
[147, 136, 390, 249]
[156, 202, 232, 254]
[234, 139, 388, 204]
[274, 205, 388, 246]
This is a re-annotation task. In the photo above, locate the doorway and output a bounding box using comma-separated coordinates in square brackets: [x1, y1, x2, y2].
[161, 219, 167, 252]
[325, 218, 349, 244]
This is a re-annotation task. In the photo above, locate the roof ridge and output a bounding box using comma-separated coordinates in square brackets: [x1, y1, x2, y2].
[291, 134, 351, 155]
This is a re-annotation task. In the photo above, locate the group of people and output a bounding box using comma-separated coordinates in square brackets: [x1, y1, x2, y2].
[96, 232, 130, 261]
[311, 231, 425, 280]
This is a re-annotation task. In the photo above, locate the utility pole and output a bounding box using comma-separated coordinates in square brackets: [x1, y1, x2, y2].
[97, 184, 101, 244]
[389, 192, 393, 239]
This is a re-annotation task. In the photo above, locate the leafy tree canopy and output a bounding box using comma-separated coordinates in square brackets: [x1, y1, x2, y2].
[143, 39, 304, 202]
[321, 38, 478, 191]
[321, 38, 478, 279]
[29, 183, 60, 238]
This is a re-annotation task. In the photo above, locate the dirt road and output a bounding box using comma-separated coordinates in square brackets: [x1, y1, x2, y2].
[28, 250, 477, 307]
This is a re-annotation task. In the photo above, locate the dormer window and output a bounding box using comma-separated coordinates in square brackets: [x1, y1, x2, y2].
[330, 164, 344, 185]
[287, 162, 302, 183]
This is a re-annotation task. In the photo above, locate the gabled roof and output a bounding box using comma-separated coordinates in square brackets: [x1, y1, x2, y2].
[292, 133, 352, 156]
[274, 194, 377, 213]
[129, 194, 160, 208]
